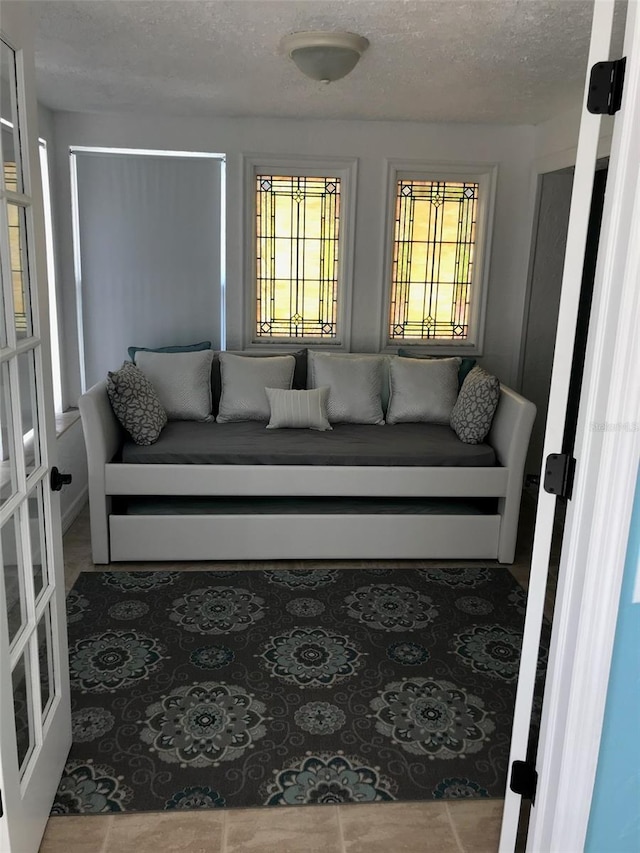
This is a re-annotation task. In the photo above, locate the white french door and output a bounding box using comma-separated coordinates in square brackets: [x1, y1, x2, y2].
[0, 8, 71, 853]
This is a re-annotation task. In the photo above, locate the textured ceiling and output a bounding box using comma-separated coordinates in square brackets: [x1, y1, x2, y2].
[28, 0, 626, 125]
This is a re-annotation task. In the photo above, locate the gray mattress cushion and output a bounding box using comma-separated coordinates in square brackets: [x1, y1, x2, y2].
[121, 422, 496, 467]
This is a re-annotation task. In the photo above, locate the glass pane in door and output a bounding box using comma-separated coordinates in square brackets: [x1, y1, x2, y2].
[12, 649, 34, 772]
[2, 512, 25, 644]
[28, 481, 46, 599]
[0, 227, 7, 348]
[7, 203, 33, 339]
[0, 39, 24, 194]
[0, 359, 18, 505]
[18, 349, 40, 477]
[37, 606, 54, 718]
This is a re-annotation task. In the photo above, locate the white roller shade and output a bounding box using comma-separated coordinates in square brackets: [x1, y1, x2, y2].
[73, 151, 223, 388]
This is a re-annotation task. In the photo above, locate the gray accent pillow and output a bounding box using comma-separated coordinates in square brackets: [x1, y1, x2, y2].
[266, 387, 332, 431]
[135, 349, 214, 421]
[211, 349, 307, 417]
[217, 353, 295, 422]
[106, 361, 167, 445]
[397, 348, 476, 390]
[450, 365, 501, 444]
[310, 353, 385, 424]
[387, 356, 461, 424]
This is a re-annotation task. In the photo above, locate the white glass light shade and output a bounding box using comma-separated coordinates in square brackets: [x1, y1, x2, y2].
[281, 31, 369, 83]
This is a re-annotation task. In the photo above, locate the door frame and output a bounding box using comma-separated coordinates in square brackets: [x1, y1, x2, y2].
[527, 1, 640, 848]
[499, 1, 619, 846]
[515, 127, 615, 394]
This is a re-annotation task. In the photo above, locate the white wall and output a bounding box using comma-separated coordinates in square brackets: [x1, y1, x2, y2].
[520, 170, 574, 477]
[512, 107, 615, 483]
[38, 104, 54, 145]
[533, 105, 614, 173]
[38, 105, 89, 528]
[56, 418, 87, 532]
[50, 110, 538, 404]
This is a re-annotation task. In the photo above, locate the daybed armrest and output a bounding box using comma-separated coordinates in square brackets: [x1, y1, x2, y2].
[79, 381, 124, 564]
[487, 385, 537, 563]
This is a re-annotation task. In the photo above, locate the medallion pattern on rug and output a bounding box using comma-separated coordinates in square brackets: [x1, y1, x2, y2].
[53, 567, 545, 814]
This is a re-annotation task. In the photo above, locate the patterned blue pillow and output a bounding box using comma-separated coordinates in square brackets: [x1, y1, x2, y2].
[450, 365, 500, 444]
[106, 362, 167, 445]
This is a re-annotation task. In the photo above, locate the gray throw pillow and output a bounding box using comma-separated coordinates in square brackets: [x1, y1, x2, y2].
[309, 353, 385, 424]
[106, 361, 167, 445]
[397, 348, 476, 390]
[266, 387, 332, 431]
[135, 349, 214, 421]
[387, 356, 460, 424]
[217, 353, 295, 422]
[450, 365, 501, 444]
[211, 349, 307, 417]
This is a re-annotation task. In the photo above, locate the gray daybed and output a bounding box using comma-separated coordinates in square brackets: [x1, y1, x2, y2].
[79, 363, 536, 565]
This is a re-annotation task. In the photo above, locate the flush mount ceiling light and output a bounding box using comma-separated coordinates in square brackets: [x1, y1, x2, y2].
[281, 31, 369, 84]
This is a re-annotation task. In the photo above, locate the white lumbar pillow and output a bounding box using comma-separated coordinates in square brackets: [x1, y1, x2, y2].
[386, 356, 461, 424]
[266, 387, 332, 431]
[309, 352, 385, 424]
[135, 349, 214, 421]
[217, 353, 295, 422]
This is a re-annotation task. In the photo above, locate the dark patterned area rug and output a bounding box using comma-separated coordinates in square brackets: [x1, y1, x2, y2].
[52, 567, 545, 814]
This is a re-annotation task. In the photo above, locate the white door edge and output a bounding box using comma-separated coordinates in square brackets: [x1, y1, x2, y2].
[498, 2, 616, 849]
[528, 0, 640, 848]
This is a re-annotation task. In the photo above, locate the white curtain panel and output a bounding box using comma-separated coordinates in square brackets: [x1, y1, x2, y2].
[74, 152, 222, 388]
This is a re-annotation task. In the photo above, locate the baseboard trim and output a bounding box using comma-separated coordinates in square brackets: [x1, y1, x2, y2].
[62, 487, 88, 534]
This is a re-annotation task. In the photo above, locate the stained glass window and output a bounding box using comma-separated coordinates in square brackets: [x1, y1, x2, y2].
[389, 179, 479, 342]
[255, 174, 340, 339]
[4, 161, 28, 334]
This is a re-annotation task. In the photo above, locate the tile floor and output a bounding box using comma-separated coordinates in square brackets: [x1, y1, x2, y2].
[39, 498, 551, 853]
[39, 800, 504, 853]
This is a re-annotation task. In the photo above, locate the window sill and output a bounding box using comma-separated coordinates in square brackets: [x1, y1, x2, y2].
[0, 411, 81, 499]
[55, 408, 81, 439]
[243, 342, 346, 351]
[381, 344, 482, 357]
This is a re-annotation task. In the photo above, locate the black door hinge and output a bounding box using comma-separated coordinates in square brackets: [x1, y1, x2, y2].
[510, 760, 538, 803]
[587, 58, 626, 115]
[543, 453, 576, 500]
[0, 787, 3, 818]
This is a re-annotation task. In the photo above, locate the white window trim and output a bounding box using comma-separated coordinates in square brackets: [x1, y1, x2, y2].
[379, 159, 497, 355]
[242, 154, 358, 351]
[38, 138, 63, 414]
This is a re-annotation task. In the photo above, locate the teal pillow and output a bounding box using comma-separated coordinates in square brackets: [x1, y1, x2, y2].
[128, 341, 211, 362]
[397, 348, 476, 390]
